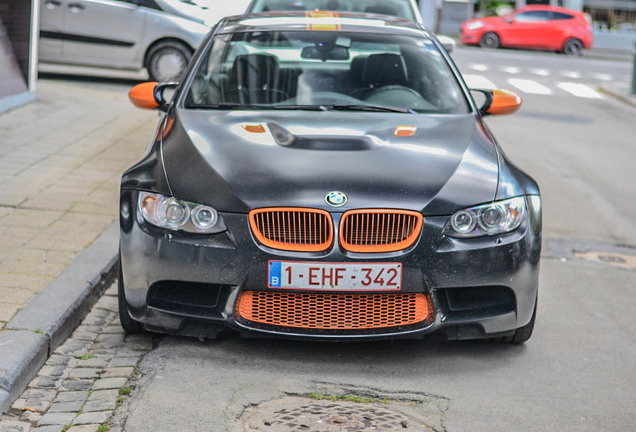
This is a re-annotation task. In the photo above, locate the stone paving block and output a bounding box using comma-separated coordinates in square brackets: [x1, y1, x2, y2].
[71, 332, 99, 342]
[73, 412, 109, 426]
[11, 397, 52, 413]
[60, 380, 94, 392]
[68, 369, 100, 380]
[107, 357, 139, 368]
[54, 340, 92, 356]
[0, 420, 31, 431]
[95, 333, 124, 343]
[93, 296, 119, 313]
[87, 390, 119, 402]
[103, 285, 117, 296]
[0, 209, 63, 229]
[91, 378, 127, 391]
[100, 367, 134, 379]
[29, 376, 60, 390]
[38, 412, 75, 426]
[82, 397, 115, 413]
[38, 366, 67, 378]
[22, 411, 42, 423]
[53, 391, 89, 404]
[74, 358, 108, 368]
[101, 325, 125, 335]
[32, 426, 65, 432]
[21, 389, 57, 402]
[67, 425, 99, 432]
[48, 401, 84, 413]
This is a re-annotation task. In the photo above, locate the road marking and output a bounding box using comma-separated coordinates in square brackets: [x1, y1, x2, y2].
[507, 78, 552, 95]
[529, 68, 550, 77]
[500, 66, 520, 74]
[469, 64, 489, 72]
[462, 74, 497, 89]
[591, 73, 612, 81]
[557, 82, 602, 98]
[560, 70, 581, 79]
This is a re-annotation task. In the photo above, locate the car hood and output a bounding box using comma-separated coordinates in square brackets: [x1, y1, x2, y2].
[161, 110, 500, 215]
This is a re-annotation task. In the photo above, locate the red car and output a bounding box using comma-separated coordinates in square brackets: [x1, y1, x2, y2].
[460, 5, 593, 55]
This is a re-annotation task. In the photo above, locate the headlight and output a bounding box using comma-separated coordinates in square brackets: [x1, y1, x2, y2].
[443, 197, 526, 238]
[138, 192, 226, 234]
[466, 21, 484, 30]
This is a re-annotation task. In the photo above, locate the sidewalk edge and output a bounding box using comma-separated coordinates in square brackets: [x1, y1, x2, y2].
[598, 84, 636, 108]
[0, 221, 119, 414]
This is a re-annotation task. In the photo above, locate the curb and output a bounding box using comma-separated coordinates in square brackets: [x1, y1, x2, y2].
[598, 85, 636, 108]
[0, 221, 120, 414]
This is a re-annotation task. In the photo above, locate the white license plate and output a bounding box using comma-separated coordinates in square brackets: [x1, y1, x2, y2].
[268, 261, 402, 291]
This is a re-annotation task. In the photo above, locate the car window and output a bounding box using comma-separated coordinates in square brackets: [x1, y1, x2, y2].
[551, 12, 574, 20]
[248, 0, 416, 21]
[514, 11, 551, 22]
[184, 30, 468, 114]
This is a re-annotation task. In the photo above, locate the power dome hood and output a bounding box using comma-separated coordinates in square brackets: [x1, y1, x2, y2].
[161, 109, 500, 215]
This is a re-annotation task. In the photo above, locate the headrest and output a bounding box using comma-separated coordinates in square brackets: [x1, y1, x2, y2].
[362, 53, 407, 88]
[231, 54, 279, 89]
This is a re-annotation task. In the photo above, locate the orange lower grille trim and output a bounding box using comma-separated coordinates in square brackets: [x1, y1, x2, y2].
[236, 291, 432, 330]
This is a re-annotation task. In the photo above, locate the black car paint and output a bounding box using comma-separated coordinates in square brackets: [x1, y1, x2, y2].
[119, 12, 541, 341]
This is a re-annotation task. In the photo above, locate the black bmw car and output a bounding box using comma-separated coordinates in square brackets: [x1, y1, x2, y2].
[120, 11, 542, 343]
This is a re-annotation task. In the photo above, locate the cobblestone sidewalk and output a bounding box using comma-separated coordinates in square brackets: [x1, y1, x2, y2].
[0, 283, 153, 432]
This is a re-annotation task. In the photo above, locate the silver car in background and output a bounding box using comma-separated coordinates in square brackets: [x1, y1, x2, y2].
[245, 0, 456, 52]
[39, 0, 224, 81]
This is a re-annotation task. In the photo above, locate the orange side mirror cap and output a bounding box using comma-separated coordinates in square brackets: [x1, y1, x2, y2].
[479, 89, 523, 116]
[129, 82, 160, 109]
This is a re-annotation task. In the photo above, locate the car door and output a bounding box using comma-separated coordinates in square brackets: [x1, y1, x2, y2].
[39, 0, 65, 61]
[61, 0, 147, 68]
[501, 10, 553, 48]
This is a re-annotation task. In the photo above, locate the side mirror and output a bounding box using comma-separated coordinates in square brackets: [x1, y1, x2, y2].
[504, 16, 513, 24]
[471, 89, 522, 116]
[128, 82, 178, 111]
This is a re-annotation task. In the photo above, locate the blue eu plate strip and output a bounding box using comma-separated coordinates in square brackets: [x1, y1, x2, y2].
[269, 261, 281, 287]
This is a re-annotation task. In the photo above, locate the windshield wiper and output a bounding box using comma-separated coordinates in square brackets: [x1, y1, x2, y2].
[323, 104, 414, 114]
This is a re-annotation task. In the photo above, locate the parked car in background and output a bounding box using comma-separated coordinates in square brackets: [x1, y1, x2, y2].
[245, 0, 457, 52]
[39, 0, 217, 81]
[460, 5, 593, 55]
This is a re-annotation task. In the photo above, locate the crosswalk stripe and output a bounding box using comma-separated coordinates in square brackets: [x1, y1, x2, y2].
[591, 73, 612, 81]
[557, 82, 602, 99]
[560, 70, 581, 79]
[469, 64, 489, 72]
[507, 78, 552, 95]
[500, 66, 520, 74]
[529, 68, 550, 77]
[462, 74, 497, 89]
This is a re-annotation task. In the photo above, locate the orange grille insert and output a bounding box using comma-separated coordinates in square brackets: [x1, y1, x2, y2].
[249, 208, 333, 252]
[340, 209, 423, 253]
[236, 291, 432, 330]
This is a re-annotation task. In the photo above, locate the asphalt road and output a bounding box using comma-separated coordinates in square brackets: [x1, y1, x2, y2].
[119, 49, 636, 432]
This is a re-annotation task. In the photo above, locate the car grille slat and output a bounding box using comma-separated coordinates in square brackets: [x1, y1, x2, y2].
[340, 209, 423, 252]
[236, 291, 432, 330]
[249, 208, 333, 252]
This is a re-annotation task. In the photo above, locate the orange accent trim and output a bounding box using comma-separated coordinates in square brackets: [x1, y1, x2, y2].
[306, 11, 342, 31]
[242, 123, 267, 133]
[487, 89, 522, 116]
[128, 82, 159, 110]
[340, 209, 423, 253]
[249, 207, 333, 252]
[394, 126, 417, 137]
[236, 291, 432, 330]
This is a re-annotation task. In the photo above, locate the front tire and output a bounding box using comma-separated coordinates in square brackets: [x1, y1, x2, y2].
[563, 38, 583, 56]
[118, 261, 143, 334]
[479, 32, 500, 49]
[145, 40, 192, 82]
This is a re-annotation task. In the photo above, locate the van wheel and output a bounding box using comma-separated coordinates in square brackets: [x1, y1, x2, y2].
[479, 32, 500, 49]
[563, 38, 583, 56]
[146, 41, 191, 82]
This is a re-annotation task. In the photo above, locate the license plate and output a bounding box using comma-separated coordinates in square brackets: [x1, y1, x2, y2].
[268, 261, 402, 291]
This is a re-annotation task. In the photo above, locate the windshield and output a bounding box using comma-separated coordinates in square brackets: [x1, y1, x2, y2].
[248, 0, 416, 20]
[185, 30, 468, 114]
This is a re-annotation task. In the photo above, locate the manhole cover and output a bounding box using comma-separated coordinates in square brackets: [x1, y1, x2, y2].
[240, 396, 433, 432]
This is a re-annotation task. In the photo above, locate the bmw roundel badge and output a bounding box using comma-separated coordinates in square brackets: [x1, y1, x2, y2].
[325, 191, 347, 207]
